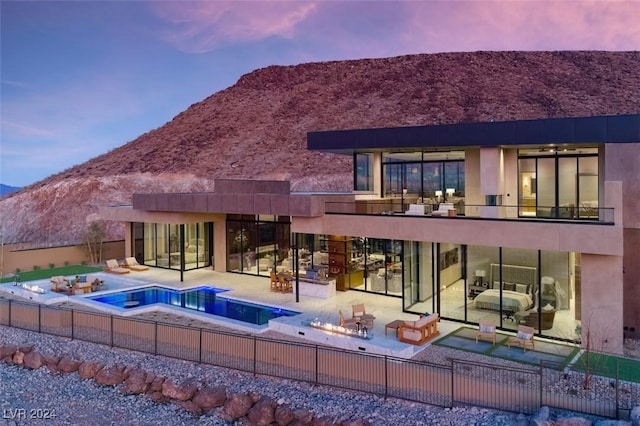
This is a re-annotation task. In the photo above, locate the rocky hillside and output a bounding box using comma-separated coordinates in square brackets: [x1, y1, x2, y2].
[2, 51, 639, 246]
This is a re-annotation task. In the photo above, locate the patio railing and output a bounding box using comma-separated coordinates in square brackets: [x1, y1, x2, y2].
[0, 298, 637, 419]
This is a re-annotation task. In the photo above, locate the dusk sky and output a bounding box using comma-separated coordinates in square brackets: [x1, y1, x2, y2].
[1, 1, 639, 187]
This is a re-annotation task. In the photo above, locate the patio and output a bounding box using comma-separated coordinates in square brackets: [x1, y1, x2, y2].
[0, 267, 459, 358]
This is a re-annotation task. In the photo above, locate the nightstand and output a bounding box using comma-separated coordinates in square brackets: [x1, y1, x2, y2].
[468, 284, 487, 299]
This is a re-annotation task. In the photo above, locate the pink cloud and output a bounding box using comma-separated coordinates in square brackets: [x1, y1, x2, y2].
[150, 1, 318, 53]
[401, 1, 640, 53]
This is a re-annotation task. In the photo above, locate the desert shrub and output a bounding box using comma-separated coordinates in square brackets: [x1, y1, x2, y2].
[64, 261, 70, 266]
[33, 265, 41, 271]
[15, 268, 21, 274]
[49, 263, 55, 269]
[81, 260, 87, 266]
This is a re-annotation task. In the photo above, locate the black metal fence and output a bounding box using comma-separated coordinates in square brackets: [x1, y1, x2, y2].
[1, 298, 637, 419]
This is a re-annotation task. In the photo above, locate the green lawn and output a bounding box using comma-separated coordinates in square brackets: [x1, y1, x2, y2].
[571, 351, 640, 383]
[0, 265, 103, 284]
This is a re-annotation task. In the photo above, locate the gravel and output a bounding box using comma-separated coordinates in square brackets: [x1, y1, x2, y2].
[0, 325, 619, 426]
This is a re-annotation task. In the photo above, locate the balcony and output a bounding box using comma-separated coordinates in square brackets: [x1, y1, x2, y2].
[323, 199, 614, 225]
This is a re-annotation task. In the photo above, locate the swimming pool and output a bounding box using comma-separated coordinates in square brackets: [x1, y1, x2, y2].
[88, 286, 300, 325]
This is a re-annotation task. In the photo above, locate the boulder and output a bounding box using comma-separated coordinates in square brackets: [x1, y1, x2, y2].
[0, 345, 17, 359]
[23, 351, 46, 369]
[148, 376, 165, 392]
[247, 396, 278, 426]
[94, 365, 126, 386]
[192, 386, 227, 410]
[57, 356, 80, 373]
[12, 351, 25, 365]
[221, 393, 253, 421]
[161, 379, 198, 401]
[123, 368, 148, 394]
[176, 400, 203, 416]
[17, 344, 34, 354]
[44, 355, 61, 374]
[78, 362, 103, 380]
[529, 405, 551, 426]
[147, 391, 170, 404]
[341, 419, 371, 426]
[293, 409, 315, 425]
[274, 404, 296, 426]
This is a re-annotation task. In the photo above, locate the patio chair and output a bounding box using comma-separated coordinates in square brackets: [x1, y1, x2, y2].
[475, 318, 497, 345]
[270, 271, 279, 291]
[351, 303, 376, 327]
[338, 310, 359, 330]
[104, 259, 130, 274]
[50, 276, 69, 292]
[124, 257, 149, 272]
[507, 325, 535, 352]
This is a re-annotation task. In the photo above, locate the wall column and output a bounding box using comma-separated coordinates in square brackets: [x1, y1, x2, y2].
[213, 219, 227, 273]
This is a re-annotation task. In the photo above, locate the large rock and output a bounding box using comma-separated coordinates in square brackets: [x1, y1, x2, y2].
[57, 356, 80, 373]
[293, 408, 315, 425]
[192, 386, 227, 411]
[12, 351, 25, 365]
[341, 419, 371, 426]
[23, 351, 46, 369]
[529, 405, 551, 426]
[147, 391, 170, 404]
[221, 393, 253, 421]
[123, 368, 148, 394]
[78, 362, 103, 380]
[247, 396, 277, 426]
[0, 345, 17, 359]
[176, 400, 203, 416]
[274, 404, 296, 426]
[17, 344, 34, 354]
[161, 379, 198, 401]
[148, 376, 165, 392]
[94, 365, 126, 386]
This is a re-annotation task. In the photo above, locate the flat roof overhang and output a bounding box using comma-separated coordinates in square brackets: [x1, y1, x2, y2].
[307, 114, 640, 154]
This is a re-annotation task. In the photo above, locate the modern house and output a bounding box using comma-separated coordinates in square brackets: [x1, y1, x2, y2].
[101, 113, 640, 355]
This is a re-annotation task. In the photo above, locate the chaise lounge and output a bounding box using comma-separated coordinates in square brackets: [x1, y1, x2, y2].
[124, 257, 149, 272]
[398, 313, 440, 345]
[105, 259, 130, 274]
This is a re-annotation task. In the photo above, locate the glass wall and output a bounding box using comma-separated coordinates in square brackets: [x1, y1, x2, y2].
[518, 148, 598, 219]
[354, 153, 374, 191]
[226, 215, 291, 276]
[133, 222, 212, 271]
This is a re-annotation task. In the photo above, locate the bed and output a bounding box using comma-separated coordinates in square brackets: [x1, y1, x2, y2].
[473, 264, 537, 312]
[474, 289, 533, 312]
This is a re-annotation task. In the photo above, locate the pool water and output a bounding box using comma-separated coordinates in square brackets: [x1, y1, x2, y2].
[89, 286, 300, 325]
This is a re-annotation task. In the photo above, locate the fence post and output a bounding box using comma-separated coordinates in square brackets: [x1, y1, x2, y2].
[198, 328, 202, 364]
[616, 360, 620, 419]
[253, 336, 257, 376]
[8, 300, 11, 327]
[38, 305, 41, 333]
[384, 355, 388, 399]
[539, 362, 544, 409]
[450, 358, 454, 408]
[315, 345, 319, 385]
[110, 315, 114, 347]
[71, 309, 74, 340]
[154, 321, 158, 355]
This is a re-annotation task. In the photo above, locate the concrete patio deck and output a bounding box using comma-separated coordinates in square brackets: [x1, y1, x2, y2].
[0, 267, 458, 358]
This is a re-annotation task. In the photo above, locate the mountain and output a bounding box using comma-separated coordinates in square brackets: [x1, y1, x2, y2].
[0, 184, 21, 197]
[1, 51, 639, 246]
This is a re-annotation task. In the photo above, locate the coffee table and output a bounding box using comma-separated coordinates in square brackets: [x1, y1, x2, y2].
[385, 319, 405, 336]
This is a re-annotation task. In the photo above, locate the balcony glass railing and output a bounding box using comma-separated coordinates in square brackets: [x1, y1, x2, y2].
[323, 200, 614, 224]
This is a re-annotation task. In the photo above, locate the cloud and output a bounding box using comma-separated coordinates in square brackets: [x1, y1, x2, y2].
[150, 1, 318, 53]
[401, 1, 640, 53]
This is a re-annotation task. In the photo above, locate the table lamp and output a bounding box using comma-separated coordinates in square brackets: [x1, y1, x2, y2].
[475, 269, 486, 286]
[435, 190, 443, 202]
[446, 188, 455, 200]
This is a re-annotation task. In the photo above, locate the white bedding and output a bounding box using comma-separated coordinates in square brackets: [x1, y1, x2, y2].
[474, 289, 533, 312]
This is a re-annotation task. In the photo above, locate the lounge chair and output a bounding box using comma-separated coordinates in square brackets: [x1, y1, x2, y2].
[124, 257, 149, 271]
[351, 303, 376, 327]
[507, 325, 535, 352]
[50, 276, 69, 292]
[338, 310, 359, 330]
[398, 313, 440, 345]
[105, 259, 130, 274]
[71, 275, 92, 294]
[475, 318, 497, 345]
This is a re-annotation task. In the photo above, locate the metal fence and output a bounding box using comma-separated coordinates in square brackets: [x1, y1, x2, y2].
[0, 298, 637, 419]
